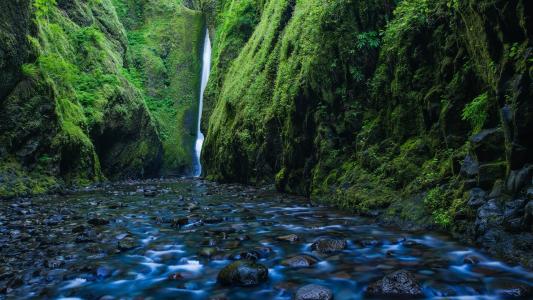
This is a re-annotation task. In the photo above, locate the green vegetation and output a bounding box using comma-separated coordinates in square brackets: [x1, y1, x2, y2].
[112, 0, 205, 174]
[462, 93, 489, 133]
[202, 0, 532, 231]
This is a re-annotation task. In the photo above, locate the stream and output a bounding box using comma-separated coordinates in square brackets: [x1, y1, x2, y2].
[1, 179, 533, 299]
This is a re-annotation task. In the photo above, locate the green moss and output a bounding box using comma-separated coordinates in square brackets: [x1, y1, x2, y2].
[114, 0, 204, 174]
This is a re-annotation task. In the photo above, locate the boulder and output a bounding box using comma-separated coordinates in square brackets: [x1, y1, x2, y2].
[295, 284, 333, 300]
[217, 261, 268, 287]
[460, 155, 479, 178]
[366, 270, 423, 297]
[475, 199, 504, 235]
[281, 255, 319, 268]
[467, 188, 487, 208]
[478, 163, 507, 190]
[470, 128, 505, 162]
[310, 238, 347, 254]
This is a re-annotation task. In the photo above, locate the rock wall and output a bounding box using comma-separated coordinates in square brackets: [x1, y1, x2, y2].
[0, 0, 164, 197]
[202, 0, 533, 266]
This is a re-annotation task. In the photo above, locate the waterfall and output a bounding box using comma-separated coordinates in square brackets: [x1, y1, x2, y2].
[193, 29, 211, 177]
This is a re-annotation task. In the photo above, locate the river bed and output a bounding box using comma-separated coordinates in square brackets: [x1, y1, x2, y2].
[1, 179, 532, 299]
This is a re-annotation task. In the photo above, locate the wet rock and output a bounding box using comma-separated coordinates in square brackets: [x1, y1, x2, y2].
[506, 166, 532, 194]
[357, 239, 382, 247]
[527, 187, 533, 200]
[204, 216, 223, 224]
[295, 284, 333, 300]
[74, 227, 97, 243]
[504, 217, 523, 232]
[470, 128, 505, 163]
[222, 240, 241, 249]
[118, 237, 138, 251]
[234, 246, 273, 261]
[489, 180, 504, 198]
[276, 234, 299, 242]
[478, 163, 507, 190]
[96, 266, 113, 279]
[44, 215, 63, 226]
[171, 217, 189, 227]
[503, 199, 527, 232]
[88, 217, 109, 226]
[217, 261, 268, 287]
[310, 238, 347, 254]
[463, 255, 480, 265]
[523, 201, 533, 228]
[236, 234, 250, 241]
[475, 199, 504, 235]
[209, 227, 236, 235]
[366, 270, 423, 297]
[460, 155, 479, 178]
[467, 188, 486, 208]
[143, 186, 158, 197]
[504, 199, 527, 218]
[253, 246, 273, 259]
[46, 269, 67, 282]
[198, 247, 217, 258]
[46, 259, 65, 269]
[202, 238, 218, 246]
[281, 255, 318, 268]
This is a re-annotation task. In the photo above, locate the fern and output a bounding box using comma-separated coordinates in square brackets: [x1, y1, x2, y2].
[462, 92, 489, 132]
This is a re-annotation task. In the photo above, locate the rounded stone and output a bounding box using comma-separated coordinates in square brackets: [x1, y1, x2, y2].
[217, 261, 268, 287]
[295, 284, 333, 300]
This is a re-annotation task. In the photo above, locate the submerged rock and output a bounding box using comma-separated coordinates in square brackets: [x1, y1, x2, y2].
[198, 247, 217, 258]
[88, 217, 109, 226]
[217, 261, 268, 287]
[295, 284, 333, 300]
[118, 237, 138, 251]
[366, 270, 423, 297]
[281, 255, 318, 268]
[276, 234, 299, 242]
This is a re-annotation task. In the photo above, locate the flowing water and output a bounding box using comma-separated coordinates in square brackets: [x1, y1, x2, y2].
[1, 179, 532, 300]
[193, 29, 211, 177]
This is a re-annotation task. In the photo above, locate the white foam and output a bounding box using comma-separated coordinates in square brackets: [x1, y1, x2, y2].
[61, 278, 87, 290]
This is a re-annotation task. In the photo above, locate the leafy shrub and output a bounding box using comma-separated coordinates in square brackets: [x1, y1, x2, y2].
[423, 187, 452, 227]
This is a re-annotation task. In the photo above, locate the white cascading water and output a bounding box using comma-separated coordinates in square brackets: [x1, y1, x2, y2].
[193, 29, 211, 177]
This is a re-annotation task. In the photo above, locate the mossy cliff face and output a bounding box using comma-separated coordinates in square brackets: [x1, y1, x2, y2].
[202, 0, 533, 266]
[112, 0, 205, 175]
[0, 0, 173, 198]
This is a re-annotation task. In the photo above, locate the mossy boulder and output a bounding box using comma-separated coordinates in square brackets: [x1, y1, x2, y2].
[217, 260, 268, 287]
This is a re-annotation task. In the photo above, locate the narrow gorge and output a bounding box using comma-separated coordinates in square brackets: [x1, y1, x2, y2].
[0, 0, 532, 299]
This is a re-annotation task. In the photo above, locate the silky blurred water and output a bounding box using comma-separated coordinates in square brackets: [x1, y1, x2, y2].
[2, 179, 532, 300]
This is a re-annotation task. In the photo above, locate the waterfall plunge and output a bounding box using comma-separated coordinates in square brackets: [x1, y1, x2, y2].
[193, 29, 211, 177]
